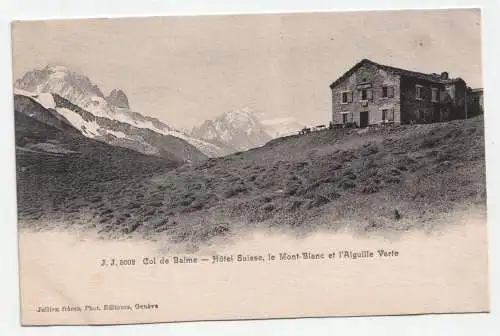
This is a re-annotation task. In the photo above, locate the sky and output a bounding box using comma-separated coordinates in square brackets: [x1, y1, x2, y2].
[11, 9, 482, 129]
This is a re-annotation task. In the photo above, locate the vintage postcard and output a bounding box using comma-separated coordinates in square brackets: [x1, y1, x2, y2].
[12, 9, 488, 326]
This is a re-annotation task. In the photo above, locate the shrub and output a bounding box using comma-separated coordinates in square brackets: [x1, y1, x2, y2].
[262, 203, 275, 212]
[360, 143, 379, 156]
[287, 199, 303, 211]
[342, 169, 357, 180]
[361, 179, 380, 194]
[122, 221, 141, 234]
[223, 184, 248, 198]
[309, 194, 330, 208]
[339, 179, 356, 190]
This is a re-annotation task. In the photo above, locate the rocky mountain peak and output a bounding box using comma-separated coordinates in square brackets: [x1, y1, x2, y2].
[15, 65, 105, 104]
[191, 107, 272, 152]
[106, 89, 130, 109]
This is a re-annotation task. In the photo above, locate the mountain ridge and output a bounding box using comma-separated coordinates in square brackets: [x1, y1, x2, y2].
[191, 107, 272, 152]
[14, 66, 228, 158]
[14, 92, 207, 163]
[15, 65, 307, 158]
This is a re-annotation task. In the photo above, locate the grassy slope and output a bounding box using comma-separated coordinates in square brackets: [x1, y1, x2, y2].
[18, 116, 486, 244]
[15, 111, 177, 226]
[135, 115, 486, 241]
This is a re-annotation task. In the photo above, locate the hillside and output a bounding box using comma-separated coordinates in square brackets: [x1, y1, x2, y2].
[18, 115, 486, 247]
[15, 104, 178, 225]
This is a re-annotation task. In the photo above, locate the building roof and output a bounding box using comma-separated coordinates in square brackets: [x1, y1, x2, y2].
[329, 58, 464, 89]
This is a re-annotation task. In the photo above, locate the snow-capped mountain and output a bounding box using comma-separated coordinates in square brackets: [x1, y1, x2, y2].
[191, 109, 305, 153]
[191, 107, 273, 152]
[14, 65, 227, 158]
[15, 65, 108, 116]
[14, 90, 208, 163]
[260, 117, 305, 138]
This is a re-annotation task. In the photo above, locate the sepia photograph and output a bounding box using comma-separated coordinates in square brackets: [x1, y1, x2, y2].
[12, 8, 489, 326]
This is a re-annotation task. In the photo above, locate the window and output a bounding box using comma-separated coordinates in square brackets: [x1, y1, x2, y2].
[361, 89, 367, 100]
[445, 87, 453, 99]
[382, 85, 395, 98]
[416, 85, 423, 100]
[431, 88, 439, 102]
[342, 113, 348, 124]
[381, 108, 394, 122]
[360, 88, 373, 101]
[341, 91, 353, 104]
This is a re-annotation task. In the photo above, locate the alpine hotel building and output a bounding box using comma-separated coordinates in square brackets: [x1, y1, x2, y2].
[330, 59, 484, 127]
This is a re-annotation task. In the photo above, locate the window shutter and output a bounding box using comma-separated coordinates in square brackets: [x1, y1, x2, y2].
[348, 91, 353, 103]
[367, 89, 373, 101]
[390, 107, 395, 121]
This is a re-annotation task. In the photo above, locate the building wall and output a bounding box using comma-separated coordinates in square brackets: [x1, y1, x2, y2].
[332, 63, 471, 126]
[399, 75, 445, 124]
[331, 63, 401, 126]
[398, 76, 470, 124]
[450, 80, 467, 119]
[468, 89, 484, 117]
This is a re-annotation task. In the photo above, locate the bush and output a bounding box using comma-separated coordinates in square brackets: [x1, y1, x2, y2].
[342, 169, 357, 180]
[309, 194, 330, 208]
[361, 179, 380, 194]
[421, 138, 438, 148]
[360, 143, 379, 156]
[223, 184, 248, 198]
[339, 179, 356, 190]
[262, 203, 275, 212]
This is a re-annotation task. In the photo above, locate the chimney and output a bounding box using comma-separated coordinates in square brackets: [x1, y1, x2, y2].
[440, 71, 449, 80]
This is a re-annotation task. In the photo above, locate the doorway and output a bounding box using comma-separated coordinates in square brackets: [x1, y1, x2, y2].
[360, 111, 369, 127]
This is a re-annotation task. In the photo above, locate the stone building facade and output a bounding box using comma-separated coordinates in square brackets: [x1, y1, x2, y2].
[330, 59, 483, 127]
